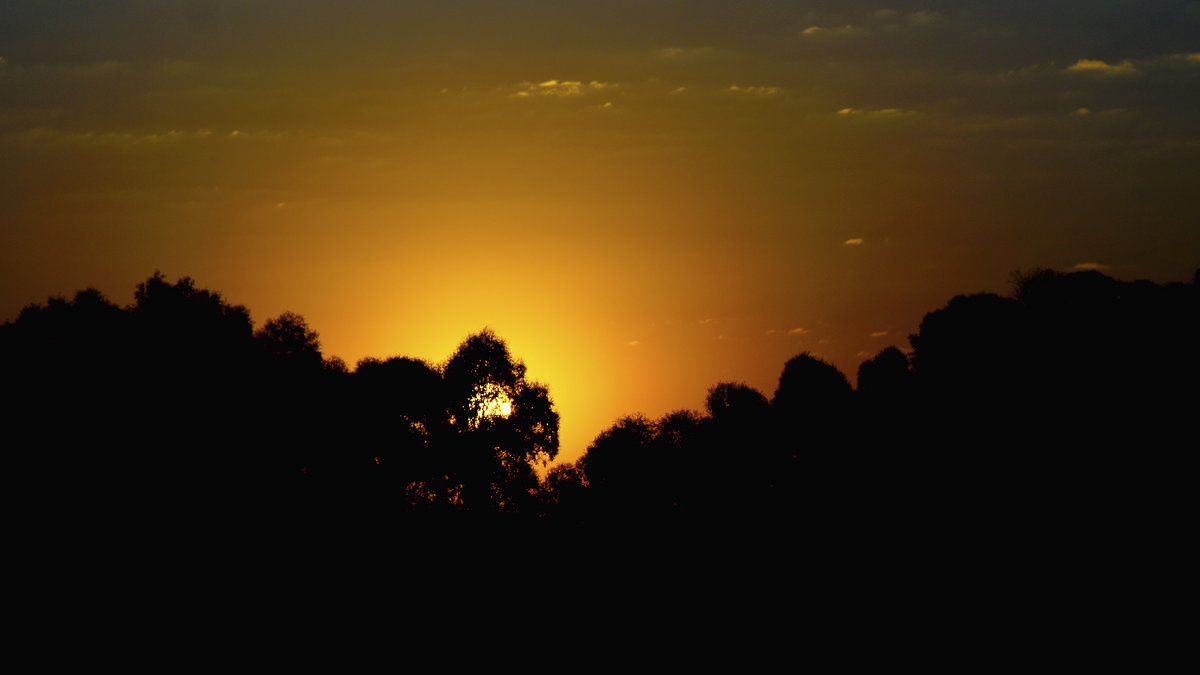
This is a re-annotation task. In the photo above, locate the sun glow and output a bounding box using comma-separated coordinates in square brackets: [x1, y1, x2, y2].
[472, 382, 514, 419]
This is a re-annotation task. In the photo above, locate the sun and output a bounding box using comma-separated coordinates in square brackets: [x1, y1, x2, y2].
[471, 382, 513, 419]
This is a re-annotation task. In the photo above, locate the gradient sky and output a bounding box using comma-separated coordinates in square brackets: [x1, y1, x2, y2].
[3, 1, 1198, 463]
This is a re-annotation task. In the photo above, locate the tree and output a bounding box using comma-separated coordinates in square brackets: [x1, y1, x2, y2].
[540, 460, 589, 520]
[342, 356, 450, 503]
[130, 271, 254, 376]
[856, 346, 910, 396]
[706, 382, 770, 424]
[441, 329, 560, 511]
[907, 292, 1024, 397]
[772, 353, 852, 414]
[579, 414, 655, 502]
[255, 311, 323, 373]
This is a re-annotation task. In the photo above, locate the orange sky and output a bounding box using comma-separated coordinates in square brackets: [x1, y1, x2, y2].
[3, 2, 1198, 463]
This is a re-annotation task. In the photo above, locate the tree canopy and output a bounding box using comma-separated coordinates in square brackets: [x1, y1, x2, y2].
[1, 267, 1193, 528]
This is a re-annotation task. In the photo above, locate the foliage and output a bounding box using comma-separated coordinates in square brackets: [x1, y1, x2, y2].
[3, 267, 1194, 524]
[256, 311, 323, 371]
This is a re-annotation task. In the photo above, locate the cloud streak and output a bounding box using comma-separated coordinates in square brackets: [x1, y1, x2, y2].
[1066, 59, 1136, 75]
[728, 85, 783, 96]
[514, 80, 615, 98]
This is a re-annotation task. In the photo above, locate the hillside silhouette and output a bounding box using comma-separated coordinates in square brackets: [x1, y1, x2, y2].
[3, 268, 1195, 533]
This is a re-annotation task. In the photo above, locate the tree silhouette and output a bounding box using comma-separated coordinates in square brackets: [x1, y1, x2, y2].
[540, 460, 589, 521]
[907, 292, 1024, 399]
[702, 383, 773, 511]
[771, 352, 853, 451]
[441, 329, 560, 511]
[351, 356, 450, 505]
[256, 311, 323, 373]
[856, 346, 911, 397]
[706, 382, 770, 423]
[3, 266, 1194, 527]
[773, 353, 853, 413]
[132, 272, 252, 348]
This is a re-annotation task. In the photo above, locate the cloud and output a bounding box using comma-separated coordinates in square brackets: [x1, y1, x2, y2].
[1072, 107, 1091, 115]
[514, 80, 615, 98]
[843, 238, 864, 246]
[1066, 59, 1136, 75]
[836, 108, 907, 117]
[698, 318, 713, 324]
[625, 340, 640, 347]
[0, 56, 7, 67]
[1071, 262, 1111, 271]
[800, 25, 863, 39]
[11, 127, 234, 148]
[870, 330, 889, 337]
[729, 85, 783, 96]
[804, 11, 941, 38]
[787, 327, 809, 335]
[1159, 53, 1200, 66]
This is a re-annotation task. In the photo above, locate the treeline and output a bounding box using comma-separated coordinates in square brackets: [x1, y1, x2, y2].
[554, 268, 1198, 529]
[2, 268, 1196, 527]
[2, 272, 558, 517]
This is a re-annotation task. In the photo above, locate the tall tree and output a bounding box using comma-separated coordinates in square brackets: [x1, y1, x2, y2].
[255, 311, 323, 373]
[442, 329, 560, 511]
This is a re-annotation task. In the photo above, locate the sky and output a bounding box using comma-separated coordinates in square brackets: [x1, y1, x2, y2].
[3, 1, 1198, 463]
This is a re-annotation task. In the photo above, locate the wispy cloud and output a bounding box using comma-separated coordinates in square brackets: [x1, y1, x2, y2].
[837, 108, 907, 117]
[804, 10, 942, 39]
[625, 340, 640, 347]
[800, 25, 863, 39]
[1066, 59, 1136, 75]
[729, 85, 783, 96]
[514, 80, 614, 98]
[870, 330, 889, 337]
[11, 127, 265, 148]
[788, 327, 809, 335]
[1071, 262, 1111, 271]
[843, 238, 864, 246]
